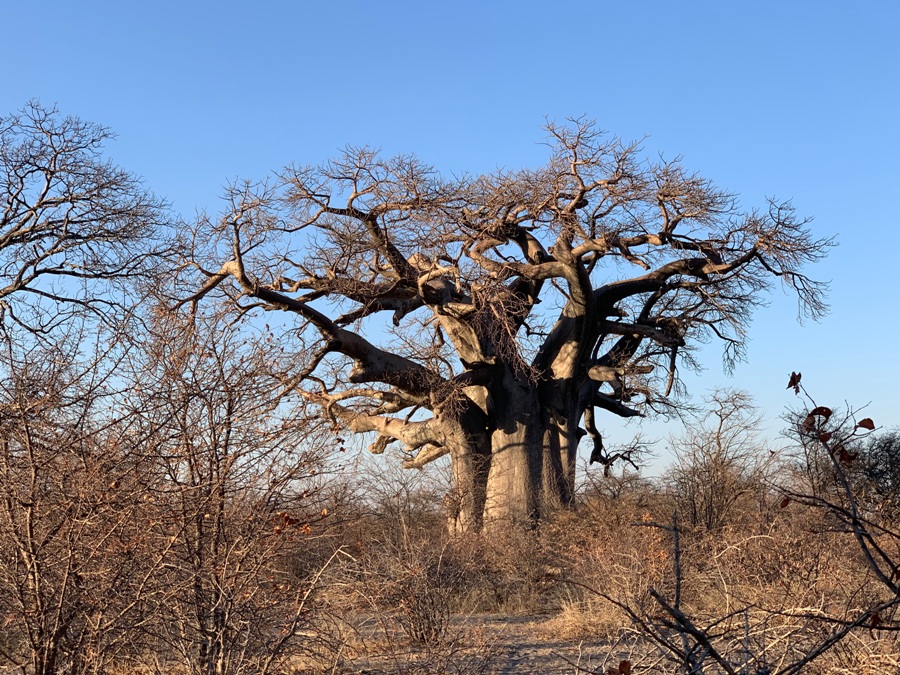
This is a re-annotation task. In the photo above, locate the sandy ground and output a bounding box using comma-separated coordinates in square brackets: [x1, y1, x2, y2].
[0, 616, 639, 674]
[324, 614, 640, 674]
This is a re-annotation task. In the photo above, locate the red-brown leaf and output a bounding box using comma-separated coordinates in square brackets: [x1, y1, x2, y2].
[607, 661, 632, 675]
[779, 496, 791, 509]
[857, 418, 876, 431]
[809, 406, 833, 419]
[818, 431, 833, 443]
[838, 447, 857, 465]
[801, 414, 817, 432]
[787, 371, 802, 394]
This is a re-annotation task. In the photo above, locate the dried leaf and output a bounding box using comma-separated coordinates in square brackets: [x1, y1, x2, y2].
[870, 611, 883, 629]
[838, 447, 857, 465]
[787, 371, 802, 394]
[818, 431, 832, 443]
[801, 414, 817, 432]
[857, 418, 875, 431]
[809, 406, 833, 419]
[779, 496, 791, 509]
[608, 661, 632, 675]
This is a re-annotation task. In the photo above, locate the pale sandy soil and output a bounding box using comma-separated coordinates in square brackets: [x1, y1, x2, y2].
[318, 614, 641, 674]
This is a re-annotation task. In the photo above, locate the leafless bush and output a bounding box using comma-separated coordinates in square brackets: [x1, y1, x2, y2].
[0, 331, 169, 675]
[857, 429, 900, 516]
[664, 390, 779, 532]
[326, 465, 462, 646]
[354, 536, 460, 646]
[120, 307, 340, 675]
[0, 102, 170, 337]
[561, 378, 900, 674]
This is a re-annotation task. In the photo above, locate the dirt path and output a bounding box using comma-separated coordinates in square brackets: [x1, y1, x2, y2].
[327, 614, 636, 674]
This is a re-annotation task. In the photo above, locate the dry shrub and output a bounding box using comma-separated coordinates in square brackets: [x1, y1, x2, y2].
[454, 527, 562, 614]
[535, 472, 673, 639]
[321, 465, 470, 647]
[552, 497, 900, 672]
[687, 505, 900, 673]
[518, 454, 900, 672]
[368, 540, 460, 646]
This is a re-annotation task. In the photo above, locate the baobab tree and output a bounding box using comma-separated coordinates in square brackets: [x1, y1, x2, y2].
[181, 120, 831, 532]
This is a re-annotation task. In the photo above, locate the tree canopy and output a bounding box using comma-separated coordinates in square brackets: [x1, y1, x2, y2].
[0, 102, 169, 336]
[182, 119, 832, 532]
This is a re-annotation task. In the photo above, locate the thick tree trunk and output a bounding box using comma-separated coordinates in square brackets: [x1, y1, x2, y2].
[483, 420, 542, 527]
[543, 411, 579, 510]
[435, 368, 586, 534]
[447, 441, 490, 534]
[473, 369, 576, 532]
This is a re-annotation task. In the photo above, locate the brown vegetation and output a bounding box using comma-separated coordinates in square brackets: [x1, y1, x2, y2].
[1, 103, 896, 673]
[1, 329, 898, 673]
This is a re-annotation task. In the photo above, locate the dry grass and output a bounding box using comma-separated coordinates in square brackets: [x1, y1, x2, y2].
[5, 451, 900, 673]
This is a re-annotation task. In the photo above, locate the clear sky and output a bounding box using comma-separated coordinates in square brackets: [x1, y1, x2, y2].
[3, 0, 898, 470]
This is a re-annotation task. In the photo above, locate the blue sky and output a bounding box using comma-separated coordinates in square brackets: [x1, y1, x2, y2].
[3, 1, 898, 469]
